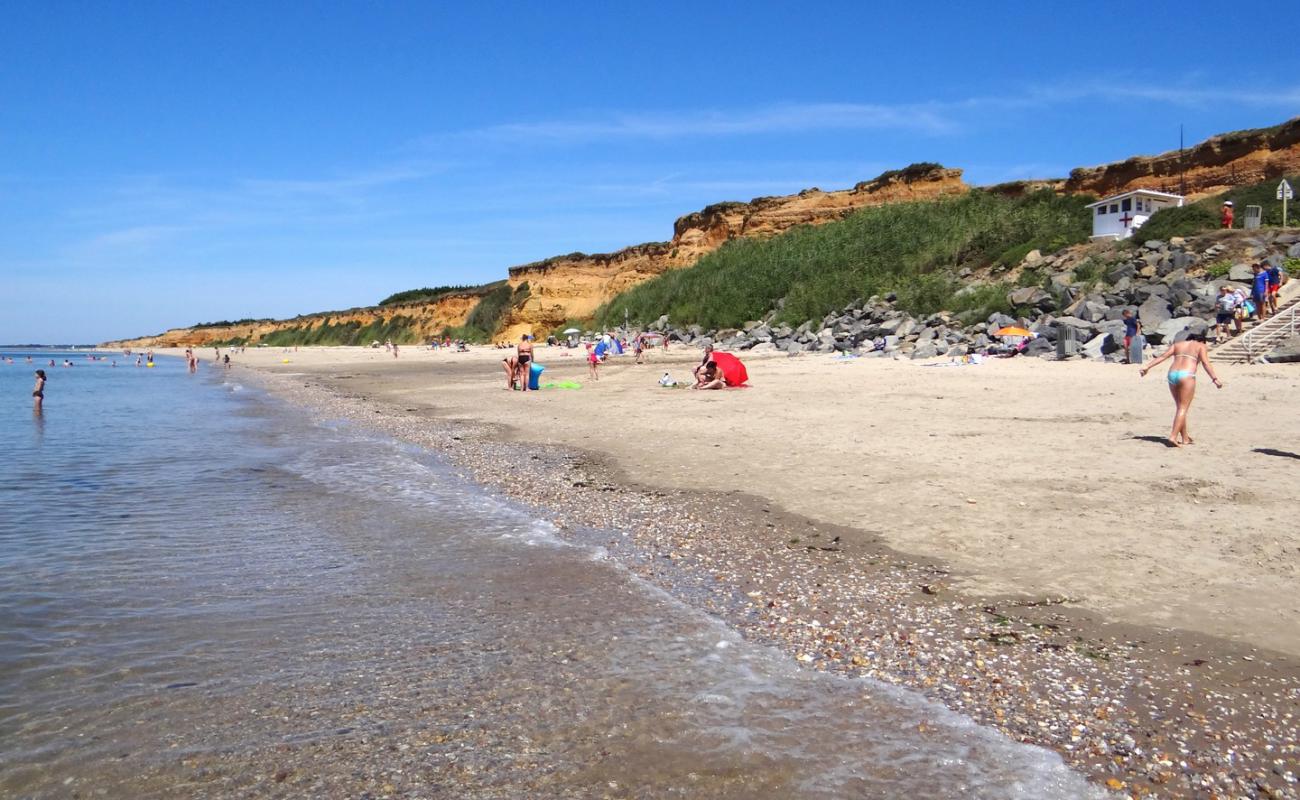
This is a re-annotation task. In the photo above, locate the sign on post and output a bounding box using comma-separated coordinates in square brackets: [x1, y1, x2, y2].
[1280, 179, 1293, 228]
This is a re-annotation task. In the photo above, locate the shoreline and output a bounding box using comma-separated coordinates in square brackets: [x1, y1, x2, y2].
[216, 346, 1300, 798]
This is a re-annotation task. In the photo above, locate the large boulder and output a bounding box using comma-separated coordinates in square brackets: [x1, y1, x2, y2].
[1266, 334, 1300, 363]
[1149, 316, 1205, 344]
[1076, 301, 1109, 323]
[910, 342, 939, 360]
[1080, 334, 1108, 360]
[1229, 262, 1255, 281]
[1008, 286, 1051, 308]
[1023, 337, 1053, 357]
[1137, 296, 1171, 331]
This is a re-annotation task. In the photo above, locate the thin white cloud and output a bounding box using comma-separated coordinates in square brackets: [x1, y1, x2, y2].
[436, 102, 957, 146]
[422, 79, 1299, 150]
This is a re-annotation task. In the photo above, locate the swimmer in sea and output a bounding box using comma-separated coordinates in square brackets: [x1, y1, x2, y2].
[32, 369, 45, 410]
[1139, 334, 1223, 447]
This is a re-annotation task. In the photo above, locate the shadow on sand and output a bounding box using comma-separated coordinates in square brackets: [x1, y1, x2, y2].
[1252, 447, 1300, 461]
[1130, 435, 1178, 448]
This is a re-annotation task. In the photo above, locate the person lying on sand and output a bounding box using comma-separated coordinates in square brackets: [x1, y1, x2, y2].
[693, 361, 726, 390]
[1139, 334, 1223, 447]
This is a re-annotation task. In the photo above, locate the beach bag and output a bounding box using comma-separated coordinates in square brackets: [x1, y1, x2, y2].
[1243, 299, 1256, 315]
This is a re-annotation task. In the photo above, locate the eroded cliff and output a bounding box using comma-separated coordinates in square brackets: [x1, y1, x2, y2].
[1065, 116, 1300, 199]
[104, 291, 482, 348]
[500, 165, 968, 337]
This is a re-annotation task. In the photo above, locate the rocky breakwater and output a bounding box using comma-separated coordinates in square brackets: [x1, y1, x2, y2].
[500, 166, 968, 338]
[648, 230, 1299, 362]
[1065, 116, 1300, 200]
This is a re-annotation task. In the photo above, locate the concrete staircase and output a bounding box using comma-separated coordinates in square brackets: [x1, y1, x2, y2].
[1212, 283, 1300, 364]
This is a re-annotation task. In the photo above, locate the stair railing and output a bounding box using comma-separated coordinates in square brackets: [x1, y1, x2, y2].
[1240, 301, 1300, 363]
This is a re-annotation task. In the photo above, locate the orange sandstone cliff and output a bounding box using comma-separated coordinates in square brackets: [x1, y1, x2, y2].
[101, 117, 1300, 347]
[500, 165, 968, 337]
[1064, 116, 1300, 200]
[103, 290, 483, 348]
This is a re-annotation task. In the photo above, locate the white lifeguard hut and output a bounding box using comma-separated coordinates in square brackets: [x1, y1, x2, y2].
[1086, 189, 1184, 240]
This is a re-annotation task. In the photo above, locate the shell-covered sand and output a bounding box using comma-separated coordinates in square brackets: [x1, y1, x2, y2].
[189, 343, 1299, 797]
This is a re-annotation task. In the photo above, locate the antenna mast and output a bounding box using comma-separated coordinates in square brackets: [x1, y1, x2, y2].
[1179, 124, 1186, 197]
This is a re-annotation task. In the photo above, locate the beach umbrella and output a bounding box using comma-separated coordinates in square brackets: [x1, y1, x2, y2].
[563, 328, 581, 334]
[711, 351, 748, 386]
[993, 326, 1032, 337]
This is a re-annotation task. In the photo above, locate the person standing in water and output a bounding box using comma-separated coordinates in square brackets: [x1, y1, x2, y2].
[32, 369, 46, 411]
[1139, 335, 1223, 447]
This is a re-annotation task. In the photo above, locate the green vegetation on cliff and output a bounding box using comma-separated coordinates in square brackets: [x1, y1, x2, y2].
[378, 285, 475, 306]
[1135, 175, 1300, 242]
[597, 190, 1092, 329]
[256, 315, 422, 347]
[441, 281, 524, 341]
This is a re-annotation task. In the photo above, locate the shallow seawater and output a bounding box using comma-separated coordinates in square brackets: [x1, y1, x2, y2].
[0, 352, 1104, 798]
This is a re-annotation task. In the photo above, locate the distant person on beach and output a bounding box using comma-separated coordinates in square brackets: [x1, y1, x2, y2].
[1121, 310, 1142, 363]
[516, 334, 534, 392]
[1221, 201, 1234, 229]
[1266, 261, 1284, 315]
[1252, 264, 1270, 321]
[1214, 285, 1241, 341]
[693, 343, 715, 381]
[633, 336, 644, 364]
[392, 342, 399, 358]
[223, 354, 231, 369]
[32, 369, 45, 410]
[585, 342, 599, 381]
[1139, 335, 1223, 447]
[502, 354, 518, 389]
[693, 360, 726, 390]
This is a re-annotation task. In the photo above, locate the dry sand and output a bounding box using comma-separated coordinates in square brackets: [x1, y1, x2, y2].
[192, 343, 1300, 657]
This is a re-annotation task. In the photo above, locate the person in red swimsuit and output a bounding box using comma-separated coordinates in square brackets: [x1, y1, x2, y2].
[1221, 201, 1234, 229]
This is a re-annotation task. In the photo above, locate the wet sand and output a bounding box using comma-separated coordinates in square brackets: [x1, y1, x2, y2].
[200, 344, 1299, 797]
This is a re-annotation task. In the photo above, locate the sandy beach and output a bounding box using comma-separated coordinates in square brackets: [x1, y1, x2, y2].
[204, 343, 1299, 653]
[172, 343, 1300, 796]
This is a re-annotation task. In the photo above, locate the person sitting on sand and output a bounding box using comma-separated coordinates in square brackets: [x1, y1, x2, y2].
[692, 360, 726, 390]
[693, 343, 715, 381]
[516, 334, 534, 392]
[1139, 334, 1223, 448]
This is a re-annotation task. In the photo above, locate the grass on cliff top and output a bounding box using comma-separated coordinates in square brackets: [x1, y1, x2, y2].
[1133, 174, 1300, 242]
[595, 189, 1092, 330]
[377, 284, 481, 306]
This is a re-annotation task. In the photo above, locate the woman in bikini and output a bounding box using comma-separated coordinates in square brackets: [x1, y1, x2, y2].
[515, 334, 534, 392]
[32, 369, 46, 411]
[1139, 335, 1223, 447]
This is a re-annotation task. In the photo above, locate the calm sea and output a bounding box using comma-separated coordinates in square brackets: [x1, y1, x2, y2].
[0, 350, 1102, 798]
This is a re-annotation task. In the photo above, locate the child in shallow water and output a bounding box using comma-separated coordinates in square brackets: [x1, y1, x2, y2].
[32, 369, 46, 410]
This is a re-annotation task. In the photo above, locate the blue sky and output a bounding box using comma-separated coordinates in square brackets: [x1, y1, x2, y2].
[2, 1, 1296, 343]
